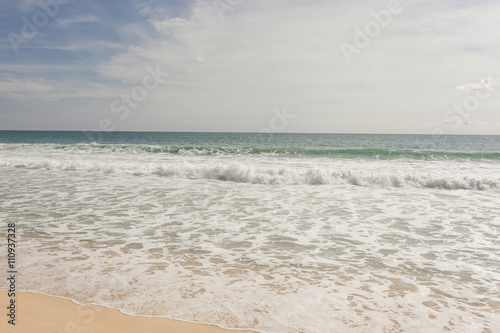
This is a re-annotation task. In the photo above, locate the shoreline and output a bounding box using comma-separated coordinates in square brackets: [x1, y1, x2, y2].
[0, 290, 256, 333]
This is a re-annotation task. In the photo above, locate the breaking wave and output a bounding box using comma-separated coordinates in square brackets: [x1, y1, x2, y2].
[2, 143, 500, 160]
[1, 157, 498, 190]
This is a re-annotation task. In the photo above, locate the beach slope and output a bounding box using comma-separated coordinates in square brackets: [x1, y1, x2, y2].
[1, 291, 255, 333]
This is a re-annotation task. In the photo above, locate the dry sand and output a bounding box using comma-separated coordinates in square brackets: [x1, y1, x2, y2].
[1, 290, 256, 333]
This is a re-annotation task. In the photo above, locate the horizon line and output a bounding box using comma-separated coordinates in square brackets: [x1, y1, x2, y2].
[0, 129, 499, 136]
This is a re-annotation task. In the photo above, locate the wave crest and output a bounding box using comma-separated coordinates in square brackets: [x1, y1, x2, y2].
[1, 158, 498, 190]
[3, 143, 500, 160]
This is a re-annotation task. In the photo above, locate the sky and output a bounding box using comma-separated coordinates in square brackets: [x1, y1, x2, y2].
[0, 0, 499, 134]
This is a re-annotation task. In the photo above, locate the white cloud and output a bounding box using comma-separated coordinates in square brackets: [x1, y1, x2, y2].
[0, 76, 122, 102]
[151, 18, 192, 32]
[58, 15, 99, 26]
[455, 77, 499, 91]
[0, 79, 54, 94]
[18, 0, 40, 11]
[92, 1, 500, 132]
[4, 0, 500, 133]
[0, 63, 71, 74]
[38, 40, 124, 51]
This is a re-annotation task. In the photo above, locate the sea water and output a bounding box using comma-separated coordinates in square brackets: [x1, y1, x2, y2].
[0, 131, 499, 332]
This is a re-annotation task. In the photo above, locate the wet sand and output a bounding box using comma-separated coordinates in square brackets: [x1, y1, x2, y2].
[0, 291, 256, 333]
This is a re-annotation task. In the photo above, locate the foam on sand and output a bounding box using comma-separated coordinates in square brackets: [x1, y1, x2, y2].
[1, 168, 499, 332]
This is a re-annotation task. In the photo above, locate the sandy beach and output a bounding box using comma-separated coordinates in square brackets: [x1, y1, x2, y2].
[0, 291, 255, 333]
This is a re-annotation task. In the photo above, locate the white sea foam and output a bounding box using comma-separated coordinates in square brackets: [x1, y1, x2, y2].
[0, 147, 499, 190]
[1, 141, 500, 332]
[0, 167, 499, 332]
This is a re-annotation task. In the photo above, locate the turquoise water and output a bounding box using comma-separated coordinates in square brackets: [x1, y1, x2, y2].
[1, 131, 499, 189]
[1, 131, 499, 156]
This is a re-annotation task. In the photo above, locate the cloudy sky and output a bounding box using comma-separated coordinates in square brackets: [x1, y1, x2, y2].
[1, 0, 499, 134]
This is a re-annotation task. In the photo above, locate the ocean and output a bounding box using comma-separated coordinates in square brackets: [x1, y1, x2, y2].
[1, 131, 499, 332]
